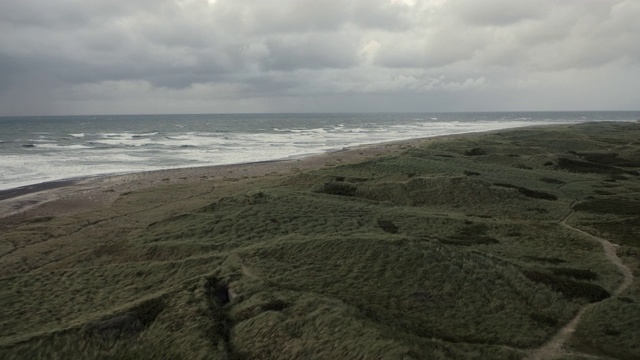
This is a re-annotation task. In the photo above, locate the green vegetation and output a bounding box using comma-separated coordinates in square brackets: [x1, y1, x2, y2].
[568, 298, 640, 360]
[1, 122, 639, 359]
[574, 198, 640, 216]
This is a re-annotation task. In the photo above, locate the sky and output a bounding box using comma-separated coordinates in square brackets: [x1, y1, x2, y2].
[0, 0, 639, 116]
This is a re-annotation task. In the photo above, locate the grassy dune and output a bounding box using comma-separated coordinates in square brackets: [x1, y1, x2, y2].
[1, 122, 639, 359]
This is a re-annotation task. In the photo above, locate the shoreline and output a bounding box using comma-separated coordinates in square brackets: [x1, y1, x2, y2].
[0, 179, 79, 202]
[0, 123, 568, 219]
[0, 135, 424, 219]
[1, 120, 583, 195]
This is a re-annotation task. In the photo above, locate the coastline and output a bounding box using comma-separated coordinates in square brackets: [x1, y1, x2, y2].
[0, 179, 79, 202]
[0, 133, 426, 219]
[0, 121, 623, 218]
[1, 118, 591, 218]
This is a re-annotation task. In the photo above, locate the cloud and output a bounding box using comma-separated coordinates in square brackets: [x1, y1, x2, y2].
[0, 0, 638, 115]
[261, 33, 361, 71]
[451, 0, 547, 26]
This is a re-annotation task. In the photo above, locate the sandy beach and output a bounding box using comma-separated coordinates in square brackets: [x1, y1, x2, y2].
[0, 136, 429, 220]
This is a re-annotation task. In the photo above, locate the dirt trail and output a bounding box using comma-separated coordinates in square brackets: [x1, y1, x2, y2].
[523, 209, 634, 360]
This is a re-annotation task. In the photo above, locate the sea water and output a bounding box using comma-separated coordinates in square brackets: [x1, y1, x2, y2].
[1, 112, 638, 191]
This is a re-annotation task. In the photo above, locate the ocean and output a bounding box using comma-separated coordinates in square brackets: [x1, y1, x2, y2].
[1, 112, 638, 191]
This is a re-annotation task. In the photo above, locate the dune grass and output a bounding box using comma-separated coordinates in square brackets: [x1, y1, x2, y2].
[1, 122, 639, 359]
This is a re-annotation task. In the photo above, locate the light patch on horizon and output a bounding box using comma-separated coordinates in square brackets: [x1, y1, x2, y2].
[0, 0, 638, 115]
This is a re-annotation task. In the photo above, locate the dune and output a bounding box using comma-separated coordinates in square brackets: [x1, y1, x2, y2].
[1, 122, 639, 359]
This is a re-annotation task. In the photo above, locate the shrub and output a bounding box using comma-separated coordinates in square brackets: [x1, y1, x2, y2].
[522, 271, 610, 302]
[464, 148, 486, 156]
[316, 182, 358, 197]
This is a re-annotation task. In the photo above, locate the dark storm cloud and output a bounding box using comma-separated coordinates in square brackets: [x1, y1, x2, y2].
[0, 0, 639, 115]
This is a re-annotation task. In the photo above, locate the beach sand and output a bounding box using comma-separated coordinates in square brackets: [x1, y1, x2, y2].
[0, 136, 429, 220]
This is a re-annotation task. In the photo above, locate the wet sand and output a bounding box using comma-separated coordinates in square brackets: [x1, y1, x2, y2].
[0, 180, 79, 202]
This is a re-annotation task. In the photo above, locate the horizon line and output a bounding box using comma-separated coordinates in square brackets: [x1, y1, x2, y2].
[2, 109, 640, 118]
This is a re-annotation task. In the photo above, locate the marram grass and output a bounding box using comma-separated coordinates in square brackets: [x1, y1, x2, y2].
[1, 122, 639, 359]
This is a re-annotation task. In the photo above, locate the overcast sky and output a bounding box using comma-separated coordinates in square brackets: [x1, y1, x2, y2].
[0, 0, 639, 116]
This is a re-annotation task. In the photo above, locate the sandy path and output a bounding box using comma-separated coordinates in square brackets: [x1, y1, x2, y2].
[523, 207, 634, 360]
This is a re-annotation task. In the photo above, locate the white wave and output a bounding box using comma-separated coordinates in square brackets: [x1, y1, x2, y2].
[0, 156, 155, 191]
[132, 132, 159, 137]
[165, 135, 191, 140]
[99, 133, 125, 138]
[69, 133, 85, 138]
[35, 144, 93, 150]
[95, 137, 155, 146]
